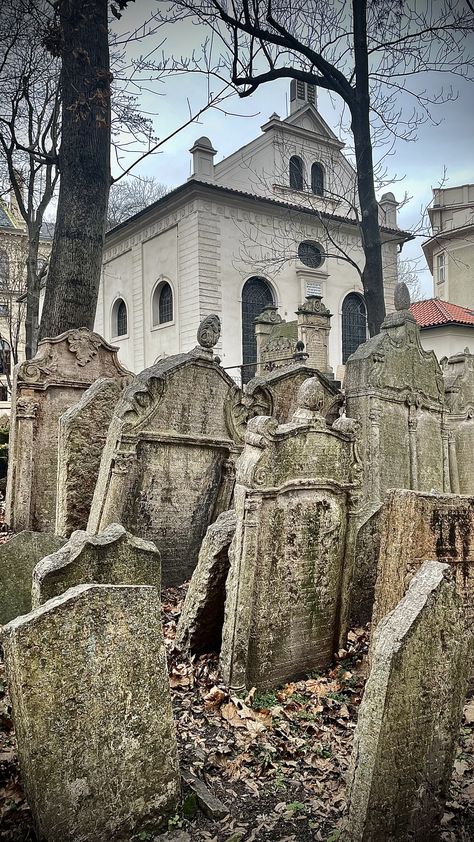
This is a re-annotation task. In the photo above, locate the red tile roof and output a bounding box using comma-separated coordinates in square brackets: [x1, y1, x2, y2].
[410, 298, 474, 328]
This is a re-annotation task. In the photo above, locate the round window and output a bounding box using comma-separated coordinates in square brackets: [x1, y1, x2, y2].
[298, 240, 324, 269]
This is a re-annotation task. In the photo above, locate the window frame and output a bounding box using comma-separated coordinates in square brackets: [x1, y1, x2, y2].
[437, 252, 446, 284]
[341, 292, 367, 364]
[111, 297, 129, 340]
[152, 279, 175, 329]
[289, 155, 304, 191]
[311, 162, 324, 196]
[297, 240, 325, 270]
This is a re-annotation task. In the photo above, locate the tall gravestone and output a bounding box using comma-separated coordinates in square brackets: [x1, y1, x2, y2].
[56, 377, 124, 536]
[88, 316, 255, 586]
[372, 488, 474, 632]
[346, 561, 469, 842]
[5, 329, 130, 533]
[2, 583, 180, 842]
[442, 348, 474, 495]
[0, 531, 65, 624]
[220, 378, 361, 693]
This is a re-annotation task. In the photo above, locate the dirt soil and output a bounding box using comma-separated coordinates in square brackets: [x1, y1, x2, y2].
[0, 582, 473, 841]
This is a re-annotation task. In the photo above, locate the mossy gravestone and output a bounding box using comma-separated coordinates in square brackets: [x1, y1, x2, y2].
[32, 523, 160, 608]
[0, 531, 65, 624]
[2, 584, 180, 842]
[345, 561, 469, 842]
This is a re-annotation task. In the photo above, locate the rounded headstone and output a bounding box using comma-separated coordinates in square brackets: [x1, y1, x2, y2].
[394, 282, 411, 312]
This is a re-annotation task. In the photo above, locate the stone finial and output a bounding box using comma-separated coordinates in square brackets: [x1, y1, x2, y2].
[254, 304, 282, 325]
[197, 314, 221, 349]
[297, 377, 323, 412]
[394, 282, 411, 312]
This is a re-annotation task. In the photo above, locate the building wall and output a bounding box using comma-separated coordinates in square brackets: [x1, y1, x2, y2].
[426, 183, 474, 309]
[418, 325, 474, 362]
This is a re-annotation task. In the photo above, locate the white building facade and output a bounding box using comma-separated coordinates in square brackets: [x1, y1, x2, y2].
[98, 84, 408, 381]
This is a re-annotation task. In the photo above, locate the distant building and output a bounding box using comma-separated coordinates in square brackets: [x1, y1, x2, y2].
[99, 82, 410, 381]
[410, 298, 474, 360]
[422, 184, 473, 310]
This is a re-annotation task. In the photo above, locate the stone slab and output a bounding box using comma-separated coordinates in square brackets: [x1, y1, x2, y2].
[346, 561, 469, 841]
[0, 531, 65, 624]
[2, 583, 180, 841]
[32, 523, 160, 608]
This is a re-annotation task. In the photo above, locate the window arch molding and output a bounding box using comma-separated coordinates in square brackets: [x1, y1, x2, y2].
[289, 155, 305, 191]
[341, 291, 367, 363]
[311, 162, 324, 196]
[152, 277, 175, 327]
[111, 296, 128, 339]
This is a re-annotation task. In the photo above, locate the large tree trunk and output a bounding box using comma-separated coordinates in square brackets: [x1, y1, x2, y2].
[39, 0, 110, 339]
[25, 230, 40, 359]
[351, 0, 386, 337]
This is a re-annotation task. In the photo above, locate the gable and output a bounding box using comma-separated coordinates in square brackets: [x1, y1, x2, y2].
[284, 104, 342, 145]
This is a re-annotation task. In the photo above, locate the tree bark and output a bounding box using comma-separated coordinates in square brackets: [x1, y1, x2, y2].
[39, 0, 111, 339]
[25, 230, 40, 359]
[351, 0, 386, 336]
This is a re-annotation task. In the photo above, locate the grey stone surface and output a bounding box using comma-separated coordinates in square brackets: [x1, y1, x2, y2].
[176, 509, 236, 653]
[0, 531, 65, 624]
[371, 489, 474, 633]
[32, 523, 160, 608]
[345, 561, 469, 841]
[2, 583, 180, 841]
[56, 377, 123, 536]
[5, 328, 130, 533]
[220, 379, 361, 692]
[87, 331, 253, 586]
[350, 505, 382, 627]
[442, 348, 474, 495]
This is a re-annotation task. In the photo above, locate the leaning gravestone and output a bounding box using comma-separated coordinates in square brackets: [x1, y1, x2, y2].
[372, 489, 474, 632]
[220, 377, 361, 693]
[345, 561, 469, 842]
[56, 377, 124, 536]
[32, 523, 160, 607]
[176, 509, 236, 654]
[5, 329, 130, 533]
[0, 531, 65, 624]
[2, 583, 180, 842]
[88, 316, 254, 586]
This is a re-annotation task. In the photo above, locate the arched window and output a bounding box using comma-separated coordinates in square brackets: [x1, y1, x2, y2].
[289, 155, 304, 191]
[0, 251, 9, 287]
[311, 163, 324, 196]
[342, 293, 367, 363]
[112, 298, 128, 338]
[153, 281, 173, 326]
[0, 340, 11, 375]
[241, 276, 275, 384]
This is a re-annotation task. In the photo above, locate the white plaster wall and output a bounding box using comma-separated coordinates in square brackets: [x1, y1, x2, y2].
[98, 249, 135, 371]
[419, 325, 474, 361]
[142, 225, 179, 366]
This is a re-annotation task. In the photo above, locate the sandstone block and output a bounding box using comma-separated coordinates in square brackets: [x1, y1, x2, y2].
[0, 531, 65, 624]
[176, 509, 236, 653]
[2, 583, 180, 841]
[32, 523, 160, 608]
[345, 561, 469, 841]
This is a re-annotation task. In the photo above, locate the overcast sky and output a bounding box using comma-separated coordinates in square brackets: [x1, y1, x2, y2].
[112, 9, 474, 300]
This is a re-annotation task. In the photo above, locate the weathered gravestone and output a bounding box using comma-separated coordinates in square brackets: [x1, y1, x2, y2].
[349, 505, 382, 627]
[5, 329, 130, 533]
[176, 509, 236, 654]
[32, 523, 160, 608]
[220, 378, 361, 693]
[372, 489, 474, 632]
[0, 531, 65, 624]
[345, 561, 469, 842]
[2, 583, 180, 842]
[345, 283, 445, 514]
[245, 363, 342, 426]
[56, 377, 124, 536]
[442, 348, 474, 495]
[88, 316, 257, 586]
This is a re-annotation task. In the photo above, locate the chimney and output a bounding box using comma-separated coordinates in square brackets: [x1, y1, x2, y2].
[189, 136, 217, 183]
[379, 192, 399, 228]
[289, 80, 317, 114]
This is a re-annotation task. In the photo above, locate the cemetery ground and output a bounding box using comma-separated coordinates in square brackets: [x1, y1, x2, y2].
[0, 580, 473, 842]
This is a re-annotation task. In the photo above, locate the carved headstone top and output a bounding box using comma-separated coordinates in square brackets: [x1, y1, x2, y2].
[254, 305, 282, 325]
[297, 295, 331, 317]
[394, 282, 411, 312]
[197, 314, 221, 349]
[297, 377, 324, 412]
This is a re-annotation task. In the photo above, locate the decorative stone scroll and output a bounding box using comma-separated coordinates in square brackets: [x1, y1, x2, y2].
[3, 584, 180, 841]
[220, 377, 361, 693]
[346, 561, 469, 841]
[88, 318, 255, 586]
[5, 329, 130, 533]
[371, 488, 474, 632]
[345, 283, 445, 514]
[56, 377, 124, 536]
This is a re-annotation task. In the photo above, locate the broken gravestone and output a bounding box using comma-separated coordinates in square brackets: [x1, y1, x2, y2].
[372, 489, 474, 632]
[56, 377, 124, 536]
[176, 509, 236, 653]
[2, 583, 180, 841]
[220, 377, 361, 692]
[345, 561, 469, 841]
[32, 523, 160, 608]
[0, 531, 65, 624]
[5, 328, 130, 533]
